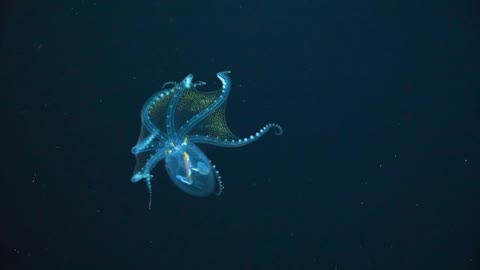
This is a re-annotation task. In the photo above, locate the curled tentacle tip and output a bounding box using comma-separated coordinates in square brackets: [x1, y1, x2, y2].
[161, 81, 176, 89]
[274, 125, 283, 135]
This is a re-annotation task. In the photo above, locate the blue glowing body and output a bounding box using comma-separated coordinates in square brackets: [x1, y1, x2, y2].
[131, 71, 282, 208]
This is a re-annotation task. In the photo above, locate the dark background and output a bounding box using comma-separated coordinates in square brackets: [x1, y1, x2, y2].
[1, 0, 479, 269]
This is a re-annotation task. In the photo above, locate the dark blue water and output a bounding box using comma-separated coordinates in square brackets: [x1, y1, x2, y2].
[2, 1, 479, 269]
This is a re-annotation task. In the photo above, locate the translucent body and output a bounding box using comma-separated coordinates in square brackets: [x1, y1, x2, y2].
[130, 71, 282, 208]
[165, 143, 215, 197]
